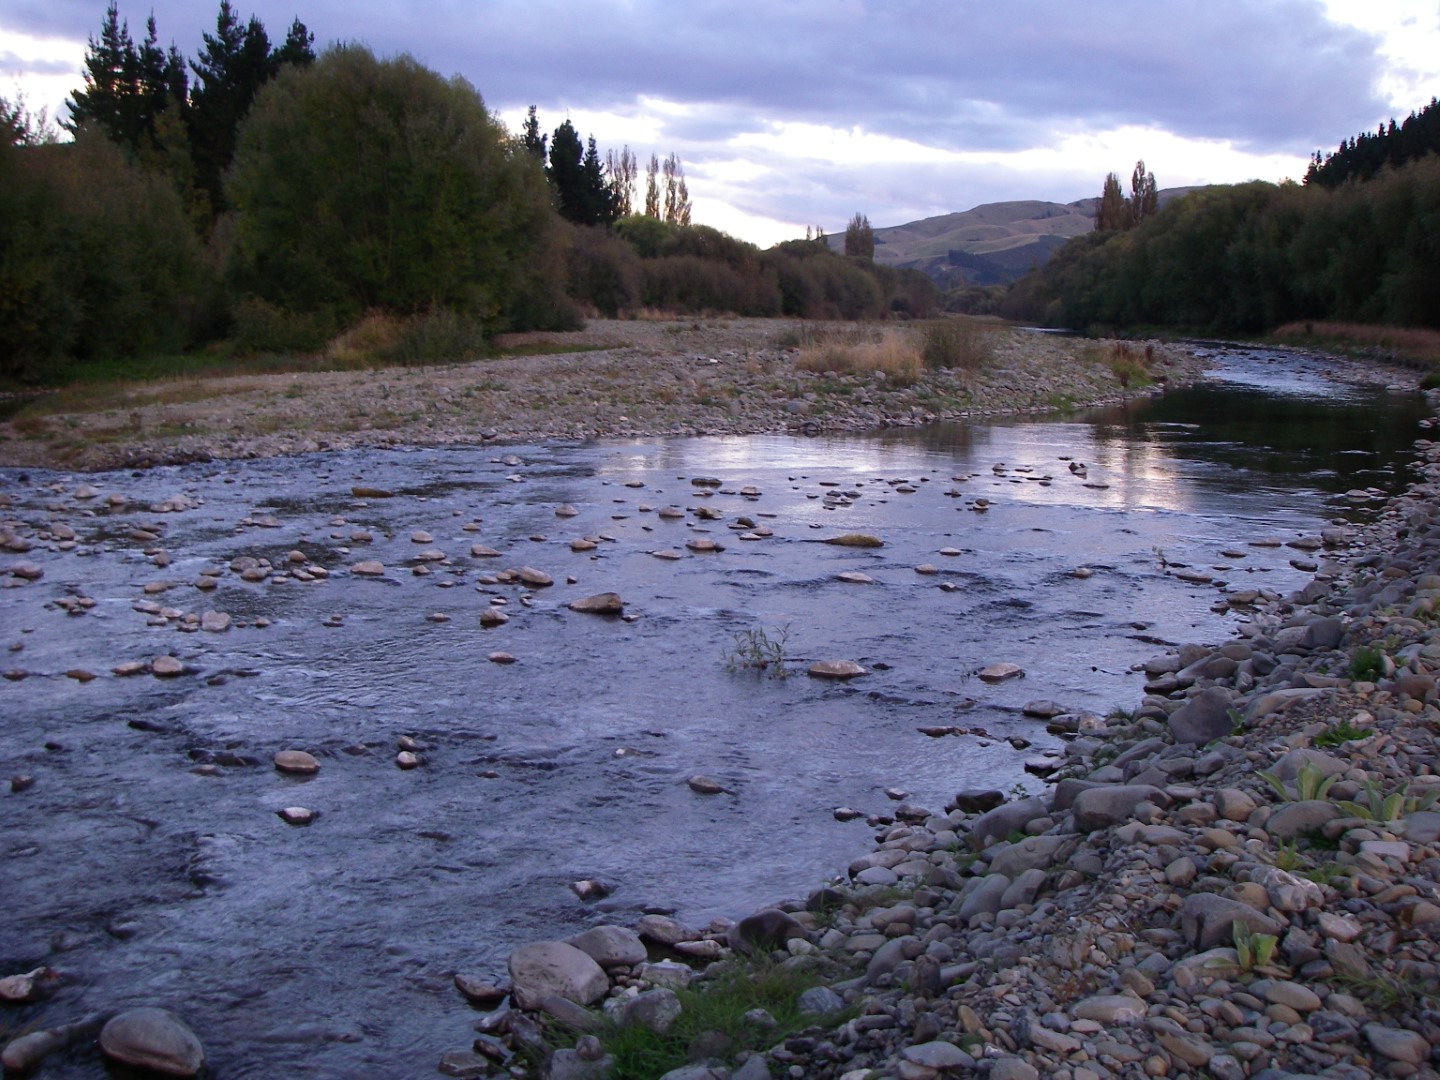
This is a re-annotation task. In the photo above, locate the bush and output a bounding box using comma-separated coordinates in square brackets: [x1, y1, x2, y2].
[230, 296, 336, 354]
[567, 224, 642, 317]
[0, 134, 211, 382]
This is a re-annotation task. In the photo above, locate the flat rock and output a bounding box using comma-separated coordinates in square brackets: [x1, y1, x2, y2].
[977, 662, 1024, 682]
[822, 533, 883, 547]
[808, 660, 866, 679]
[1169, 686, 1235, 744]
[568, 593, 624, 614]
[99, 1008, 204, 1077]
[567, 925, 647, 969]
[517, 566, 553, 587]
[274, 750, 320, 775]
[351, 560, 385, 576]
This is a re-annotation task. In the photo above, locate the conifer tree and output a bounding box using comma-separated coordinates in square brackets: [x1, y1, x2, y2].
[521, 105, 547, 163]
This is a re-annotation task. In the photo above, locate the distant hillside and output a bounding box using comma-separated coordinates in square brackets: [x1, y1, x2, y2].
[835, 189, 1199, 287]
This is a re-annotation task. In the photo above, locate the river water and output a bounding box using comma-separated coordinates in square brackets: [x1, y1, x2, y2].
[0, 345, 1427, 1077]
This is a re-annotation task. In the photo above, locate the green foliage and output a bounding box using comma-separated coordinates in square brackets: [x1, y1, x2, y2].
[1307, 97, 1440, 188]
[1259, 760, 1338, 803]
[0, 134, 211, 382]
[844, 212, 874, 260]
[1336, 780, 1440, 821]
[566, 224, 643, 317]
[227, 45, 559, 334]
[1350, 646, 1385, 682]
[1006, 156, 1440, 333]
[1313, 718, 1370, 748]
[596, 957, 848, 1080]
[1232, 923, 1280, 973]
[725, 625, 790, 678]
[547, 120, 620, 227]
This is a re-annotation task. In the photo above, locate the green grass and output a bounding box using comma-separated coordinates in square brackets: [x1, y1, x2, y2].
[597, 958, 852, 1079]
[1313, 718, 1370, 748]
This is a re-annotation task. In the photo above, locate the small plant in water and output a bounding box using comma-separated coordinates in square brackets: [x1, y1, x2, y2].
[725, 624, 790, 678]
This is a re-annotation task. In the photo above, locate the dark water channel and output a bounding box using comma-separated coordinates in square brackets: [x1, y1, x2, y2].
[0, 346, 1427, 1077]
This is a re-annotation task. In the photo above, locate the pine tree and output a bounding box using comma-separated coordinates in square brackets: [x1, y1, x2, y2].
[844, 212, 874, 259]
[189, 1, 313, 214]
[521, 105, 547, 163]
[66, 3, 143, 147]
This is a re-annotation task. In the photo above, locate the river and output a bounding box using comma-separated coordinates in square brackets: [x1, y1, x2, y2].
[0, 344, 1426, 1077]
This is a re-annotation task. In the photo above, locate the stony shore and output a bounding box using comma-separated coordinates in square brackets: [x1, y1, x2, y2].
[424, 391, 1440, 1078]
[0, 319, 1206, 472]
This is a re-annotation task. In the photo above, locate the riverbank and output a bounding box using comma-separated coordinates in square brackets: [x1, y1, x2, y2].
[473, 392, 1440, 1077]
[0, 319, 1207, 471]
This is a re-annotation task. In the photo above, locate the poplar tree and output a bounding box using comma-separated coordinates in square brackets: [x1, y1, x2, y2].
[1128, 160, 1158, 228]
[844, 212, 874, 259]
[661, 153, 690, 226]
[1095, 172, 1127, 231]
[644, 154, 660, 218]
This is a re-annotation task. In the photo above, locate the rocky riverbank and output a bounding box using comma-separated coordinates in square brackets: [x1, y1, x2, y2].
[0, 319, 1205, 471]
[414, 393, 1440, 1077]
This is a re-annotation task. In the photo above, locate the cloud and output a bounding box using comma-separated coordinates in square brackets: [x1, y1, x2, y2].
[0, 0, 1422, 244]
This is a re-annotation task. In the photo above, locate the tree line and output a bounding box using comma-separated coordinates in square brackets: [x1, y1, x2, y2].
[1306, 96, 1440, 189]
[1002, 154, 1440, 333]
[1, 3, 937, 385]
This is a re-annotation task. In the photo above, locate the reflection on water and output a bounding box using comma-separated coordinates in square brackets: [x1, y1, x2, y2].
[0, 346, 1425, 1077]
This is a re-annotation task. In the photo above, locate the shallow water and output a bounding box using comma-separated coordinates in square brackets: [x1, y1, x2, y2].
[0, 346, 1426, 1076]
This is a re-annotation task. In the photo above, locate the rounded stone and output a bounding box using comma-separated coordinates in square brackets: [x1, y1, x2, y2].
[274, 750, 320, 775]
[808, 660, 867, 679]
[99, 1008, 204, 1077]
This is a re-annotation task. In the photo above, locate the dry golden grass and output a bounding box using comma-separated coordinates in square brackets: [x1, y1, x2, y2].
[324, 312, 406, 367]
[795, 328, 922, 383]
[1271, 321, 1440, 368]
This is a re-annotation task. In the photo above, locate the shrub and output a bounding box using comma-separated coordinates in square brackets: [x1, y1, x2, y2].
[796, 328, 920, 383]
[566, 224, 642, 317]
[922, 319, 993, 371]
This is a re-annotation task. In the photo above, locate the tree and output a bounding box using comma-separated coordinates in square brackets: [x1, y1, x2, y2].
[661, 152, 691, 225]
[546, 121, 618, 226]
[66, 2, 144, 148]
[644, 153, 660, 218]
[227, 44, 558, 330]
[606, 145, 637, 217]
[844, 212, 874, 259]
[1129, 160, 1158, 228]
[1095, 172, 1127, 231]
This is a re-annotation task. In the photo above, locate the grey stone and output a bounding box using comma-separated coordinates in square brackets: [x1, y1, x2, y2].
[901, 1040, 976, 1069]
[956, 873, 1011, 922]
[952, 788, 1005, 813]
[968, 798, 1048, 847]
[1168, 687, 1235, 744]
[1265, 799, 1343, 839]
[567, 925, 647, 969]
[1072, 993, 1147, 1025]
[99, 1008, 204, 1077]
[988, 1059, 1040, 1080]
[545, 1047, 614, 1080]
[797, 986, 846, 1014]
[1180, 894, 1284, 950]
[539, 996, 601, 1031]
[1305, 616, 1346, 650]
[987, 834, 1075, 878]
[1271, 748, 1348, 782]
[1071, 784, 1165, 831]
[1363, 1023, 1431, 1065]
[729, 908, 806, 952]
[610, 988, 681, 1033]
[1000, 867, 1048, 908]
[508, 942, 609, 1010]
[1403, 810, 1440, 843]
[1245, 686, 1329, 721]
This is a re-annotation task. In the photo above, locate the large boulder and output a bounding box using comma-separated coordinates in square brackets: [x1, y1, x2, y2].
[1071, 785, 1166, 832]
[1180, 894, 1284, 950]
[1168, 687, 1235, 745]
[968, 798, 1049, 848]
[567, 926, 647, 969]
[508, 942, 609, 1010]
[728, 909, 807, 953]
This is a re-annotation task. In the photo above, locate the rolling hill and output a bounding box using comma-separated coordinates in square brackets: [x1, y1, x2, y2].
[834, 189, 1198, 287]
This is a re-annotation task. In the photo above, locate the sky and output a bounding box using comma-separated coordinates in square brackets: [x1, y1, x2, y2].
[4, 0, 1439, 248]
